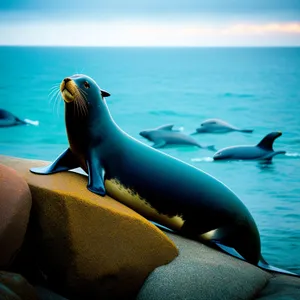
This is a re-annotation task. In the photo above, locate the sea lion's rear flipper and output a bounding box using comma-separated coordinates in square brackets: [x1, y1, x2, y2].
[86, 148, 106, 196]
[215, 238, 300, 277]
[152, 140, 166, 149]
[201, 226, 247, 261]
[214, 242, 245, 260]
[258, 255, 299, 277]
[30, 148, 79, 175]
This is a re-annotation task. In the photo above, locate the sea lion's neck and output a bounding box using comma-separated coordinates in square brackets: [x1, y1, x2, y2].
[87, 100, 122, 141]
[65, 101, 122, 152]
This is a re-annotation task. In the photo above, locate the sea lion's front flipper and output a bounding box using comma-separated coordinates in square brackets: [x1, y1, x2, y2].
[30, 148, 79, 174]
[86, 149, 106, 196]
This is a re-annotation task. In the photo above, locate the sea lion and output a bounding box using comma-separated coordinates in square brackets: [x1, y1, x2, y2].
[139, 125, 216, 150]
[30, 74, 297, 276]
[192, 118, 253, 134]
[0, 109, 39, 128]
[213, 132, 286, 161]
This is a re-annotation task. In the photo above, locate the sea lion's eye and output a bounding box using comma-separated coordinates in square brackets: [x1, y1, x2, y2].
[84, 81, 90, 89]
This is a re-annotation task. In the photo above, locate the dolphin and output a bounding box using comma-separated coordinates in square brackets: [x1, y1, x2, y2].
[140, 124, 216, 151]
[213, 132, 286, 161]
[192, 119, 253, 134]
[0, 109, 39, 127]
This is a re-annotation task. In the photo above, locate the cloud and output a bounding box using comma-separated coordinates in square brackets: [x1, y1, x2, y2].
[0, 20, 299, 46]
[223, 22, 300, 34]
[182, 22, 300, 36]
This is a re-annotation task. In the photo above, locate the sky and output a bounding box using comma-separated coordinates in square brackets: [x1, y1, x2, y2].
[0, 0, 300, 46]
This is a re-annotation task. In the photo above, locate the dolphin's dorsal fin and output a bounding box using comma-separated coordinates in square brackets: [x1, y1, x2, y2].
[156, 124, 174, 131]
[257, 132, 282, 151]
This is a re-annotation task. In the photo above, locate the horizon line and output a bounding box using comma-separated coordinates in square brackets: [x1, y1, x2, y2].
[1, 45, 300, 48]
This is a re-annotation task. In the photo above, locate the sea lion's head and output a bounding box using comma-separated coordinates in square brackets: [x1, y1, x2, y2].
[60, 74, 110, 108]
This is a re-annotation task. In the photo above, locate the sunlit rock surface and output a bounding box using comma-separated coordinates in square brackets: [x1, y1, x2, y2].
[0, 155, 178, 300]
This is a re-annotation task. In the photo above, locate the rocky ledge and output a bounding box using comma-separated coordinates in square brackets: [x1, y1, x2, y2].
[0, 155, 299, 300]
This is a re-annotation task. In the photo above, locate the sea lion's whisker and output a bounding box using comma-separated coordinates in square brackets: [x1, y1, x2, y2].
[77, 95, 84, 117]
[78, 88, 89, 115]
[73, 91, 84, 117]
[48, 86, 59, 97]
[49, 90, 60, 113]
[77, 97, 83, 116]
[48, 88, 59, 101]
[48, 86, 61, 113]
[78, 93, 88, 115]
[78, 87, 88, 100]
[54, 93, 59, 117]
[77, 86, 87, 94]
[75, 97, 80, 117]
[73, 97, 77, 116]
[54, 91, 62, 117]
[78, 95, 87, 116]
[73, 91, 80, 116]
[79, 102, 85, 117]
[79, 88, 87, 95]
[49, 84, 60, 91]
[75, 88, 88, 116]
[80, 96, 88, 116]
[49, 85, 60, 98]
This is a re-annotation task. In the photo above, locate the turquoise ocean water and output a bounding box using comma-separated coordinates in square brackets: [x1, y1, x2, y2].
[0, 47, 299, 273]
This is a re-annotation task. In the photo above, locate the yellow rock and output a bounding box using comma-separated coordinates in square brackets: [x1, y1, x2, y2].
[0, 155, 178, 299]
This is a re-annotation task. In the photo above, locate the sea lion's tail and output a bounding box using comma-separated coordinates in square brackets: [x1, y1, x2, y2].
[258, 255, 299, 277]
[215, 242, 300, 277]
[152, 222, 300, 278]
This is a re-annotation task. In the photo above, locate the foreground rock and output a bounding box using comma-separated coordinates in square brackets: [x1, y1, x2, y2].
[1, 155, 300, 300]
[0, 271, 67, 300]
[0, 271, 38, 300]
[137, 231, 300, 300]
[0, 164, 32, 268]
[0, 155, 178, 300]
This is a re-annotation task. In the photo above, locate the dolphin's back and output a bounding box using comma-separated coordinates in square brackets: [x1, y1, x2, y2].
[151, 131, 200, 146]
[216, 145, 268, 160]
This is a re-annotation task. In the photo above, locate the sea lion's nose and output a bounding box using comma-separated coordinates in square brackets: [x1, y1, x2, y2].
[64, 78, 71, 83]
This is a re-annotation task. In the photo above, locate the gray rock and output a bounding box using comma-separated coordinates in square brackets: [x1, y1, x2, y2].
[137, 231, 300, 300]
[35, 286, 68, 300]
